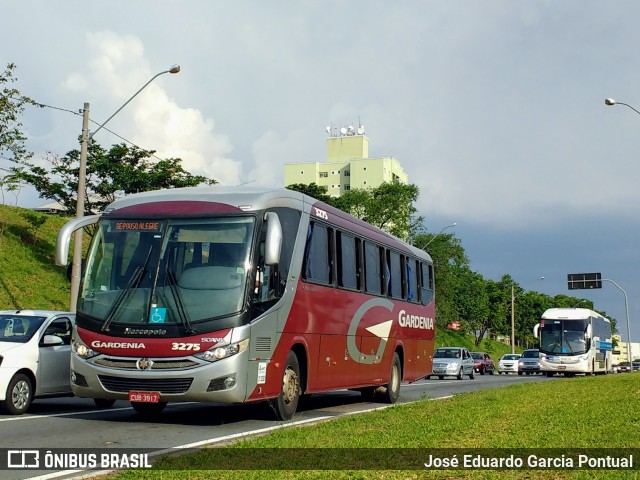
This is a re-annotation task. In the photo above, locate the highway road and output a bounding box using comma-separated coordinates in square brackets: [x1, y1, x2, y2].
[1, 373, 553, 479]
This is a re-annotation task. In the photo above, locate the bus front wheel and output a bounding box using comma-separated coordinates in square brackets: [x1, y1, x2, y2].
[270, 350, 301, 421]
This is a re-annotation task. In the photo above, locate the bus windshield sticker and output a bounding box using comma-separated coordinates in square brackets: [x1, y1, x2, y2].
[114, 221, 161, 232]
[150, 307, 167, 324]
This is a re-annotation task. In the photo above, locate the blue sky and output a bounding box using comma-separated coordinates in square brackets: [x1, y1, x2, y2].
[2, 1, 639, 340]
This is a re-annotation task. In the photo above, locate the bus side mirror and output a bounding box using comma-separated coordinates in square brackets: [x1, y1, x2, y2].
[585, 324, 592, 338]
[264, 212, 282, 266]
[533, 323, 540, 338]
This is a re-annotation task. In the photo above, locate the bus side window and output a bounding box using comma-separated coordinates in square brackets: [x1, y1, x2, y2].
[364, 242, 382, 295]
[420, 261, 434, 305]
[303, 223, 332, 285]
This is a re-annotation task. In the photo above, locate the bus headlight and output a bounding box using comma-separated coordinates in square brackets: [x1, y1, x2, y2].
[72, 337, 100, 359]
[195, 339, 249, 363]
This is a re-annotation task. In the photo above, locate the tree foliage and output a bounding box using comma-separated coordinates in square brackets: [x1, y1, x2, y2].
[333, 182, 420, 239]
[0, 63, 39, 204]
[13, 140, 217, 215]
[285, 183, 333, 203]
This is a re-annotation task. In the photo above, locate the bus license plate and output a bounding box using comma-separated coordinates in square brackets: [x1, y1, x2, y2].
[128, 391, 160, 403]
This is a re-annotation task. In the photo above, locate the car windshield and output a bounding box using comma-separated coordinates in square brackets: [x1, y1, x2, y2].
[521, 350, 539, 358]
[433, 349, 461, 359]
[0, 315, 47, 343]
[471, 352, 484, 359]
[502, 354, 520, 360]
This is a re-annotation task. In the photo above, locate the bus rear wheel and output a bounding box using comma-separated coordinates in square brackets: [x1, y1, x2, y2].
[270, 350, 301, 421]
[378, 352, 401, 404]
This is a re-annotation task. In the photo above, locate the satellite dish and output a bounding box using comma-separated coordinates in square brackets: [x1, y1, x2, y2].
[348, 125, 355, 133]
[340, 127, 347, 135]
[357, 126, 364, 135]
[326, 126, 331, 134]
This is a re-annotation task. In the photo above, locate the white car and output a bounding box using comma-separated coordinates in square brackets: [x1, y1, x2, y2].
[0, 310, 75, 414]
[429, 347, 475, 380]
[497, 353, 521, 374]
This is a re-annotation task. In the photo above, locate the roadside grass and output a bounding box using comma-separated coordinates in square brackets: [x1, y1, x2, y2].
[0, 205, 73, 310]
[108, 373, 640, 480]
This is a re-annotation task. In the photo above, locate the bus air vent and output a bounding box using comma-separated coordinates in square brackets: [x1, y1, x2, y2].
[255, 337, 272, 352]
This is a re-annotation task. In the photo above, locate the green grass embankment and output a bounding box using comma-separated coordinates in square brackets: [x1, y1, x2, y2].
[110, 373, 639, 480]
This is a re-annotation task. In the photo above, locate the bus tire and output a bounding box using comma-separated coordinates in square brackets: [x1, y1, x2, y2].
[379, 352, 401, 404]
[3, 374, 33, 415]
[359, 387, 377, 401]
[131, 401, 167, 416]
[546, 372, 554, 377]
[270, 350, 301, 421]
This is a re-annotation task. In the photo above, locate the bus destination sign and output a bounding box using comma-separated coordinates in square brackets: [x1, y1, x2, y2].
[114, 221, 161, 232]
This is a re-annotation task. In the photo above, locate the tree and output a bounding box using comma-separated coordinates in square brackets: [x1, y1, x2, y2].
[285, 183, 333, 203]
[333, 182, 420, 239]
[454, 268, 491, 345]
[13, 140, 217, 215]
[413, 230, 469, 327]
[0, 63, 38, 204]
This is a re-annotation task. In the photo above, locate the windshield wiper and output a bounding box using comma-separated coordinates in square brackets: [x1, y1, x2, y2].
[101, 247, 152, 332]
[165, 268, 196, 335]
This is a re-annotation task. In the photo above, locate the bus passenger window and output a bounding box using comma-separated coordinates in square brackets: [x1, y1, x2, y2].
[337, 232, 359, 290]
[364, 242, 382, 295]
[303, 223, 331, 285]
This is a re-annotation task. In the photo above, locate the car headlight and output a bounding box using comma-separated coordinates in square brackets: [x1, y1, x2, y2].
[518, 361, 524, 366]
[194, 339, 249, 363]
[447, 362, 460, 369]
[72, 337, 100, 359]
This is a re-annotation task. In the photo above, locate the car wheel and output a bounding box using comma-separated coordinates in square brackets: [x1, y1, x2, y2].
[379, 352, 402, 404]
[457, 368, 464, 380]
[518, 372, 523, 376]
[469, 369, 475, 380]
[269, 350, 301, 420]
[438, 376, 444, 380]
[489, 368, 494, 375]
[131, 401, 167, 415]
[3, 374, 33, 415]
[480, 368, 485, 375]
[546, 372, 554, 377]
[94, 398, 116, 408]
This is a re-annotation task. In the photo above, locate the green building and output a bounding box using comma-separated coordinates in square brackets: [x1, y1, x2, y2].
[283, 127, 408, 197]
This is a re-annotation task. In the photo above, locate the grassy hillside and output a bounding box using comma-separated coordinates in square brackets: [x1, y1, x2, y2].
[0, 204, 74, 310]
[435, 326, 517, 361]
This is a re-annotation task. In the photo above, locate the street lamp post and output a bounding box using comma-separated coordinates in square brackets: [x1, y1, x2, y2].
[511, 284, 515, 354]
[602, 278, 632, 365]
[604, 98, 640, 115]
[69, 65, 180, 311]
[423, 222, 457, 249]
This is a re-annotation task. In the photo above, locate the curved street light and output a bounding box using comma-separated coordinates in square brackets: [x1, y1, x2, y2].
[604, 98, 640, 116]
[70, 65, 181, 311]
[423, 222, 457, 249]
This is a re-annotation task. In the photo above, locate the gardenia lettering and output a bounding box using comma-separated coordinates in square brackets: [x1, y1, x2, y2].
[91, 341, 146, 349]
[398, 310, 434, 330]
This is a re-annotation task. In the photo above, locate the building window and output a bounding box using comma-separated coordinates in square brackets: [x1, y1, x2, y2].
[300, 171, 304, 175]
[363, 181, 367, 185]
[344, 171, 350, 177]
[363, 167, 367, 171]
[319, 172, 328, 178]
[344, 185, 351, 191]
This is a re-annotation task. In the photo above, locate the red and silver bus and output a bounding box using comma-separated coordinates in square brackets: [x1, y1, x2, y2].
[55, 187, 436, 419]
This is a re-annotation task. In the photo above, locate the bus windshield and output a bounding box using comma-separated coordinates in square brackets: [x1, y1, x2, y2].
[78, 216, 255, 327]
[539, 319, 587, 355]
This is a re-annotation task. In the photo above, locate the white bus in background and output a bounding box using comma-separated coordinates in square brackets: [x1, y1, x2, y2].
[533, 308, 612, 377]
